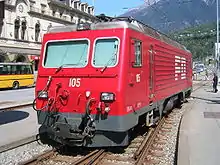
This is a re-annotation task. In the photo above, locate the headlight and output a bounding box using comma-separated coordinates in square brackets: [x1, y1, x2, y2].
[100, 92, 115, 102]
[37, 91, 48, 99]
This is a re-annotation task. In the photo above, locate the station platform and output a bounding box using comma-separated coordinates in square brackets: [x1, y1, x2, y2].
[178, 83, 220, 165]
[0, 107, 39, 152]
[0, 88, 34, 109]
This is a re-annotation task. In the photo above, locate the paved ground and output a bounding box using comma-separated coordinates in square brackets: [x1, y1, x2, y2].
[0, 107, 39, 149]
[0, 81, 211, 156]
[0, 88, 34, 107]
[178, 83, 220, 165]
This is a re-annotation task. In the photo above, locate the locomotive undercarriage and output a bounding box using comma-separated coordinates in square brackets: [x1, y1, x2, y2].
[37, 88, 192, 147]
[37, 111, 131, 147]
[140, 88, 192, 129]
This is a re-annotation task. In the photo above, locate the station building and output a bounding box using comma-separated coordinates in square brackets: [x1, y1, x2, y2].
[0, 0, 96, 72]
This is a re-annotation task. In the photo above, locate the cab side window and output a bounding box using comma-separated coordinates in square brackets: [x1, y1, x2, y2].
[133, 40, 142, 67]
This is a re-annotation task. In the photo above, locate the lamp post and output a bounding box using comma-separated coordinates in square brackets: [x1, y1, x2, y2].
[217, 0, 219, 71]
[92, 0, 95, 15]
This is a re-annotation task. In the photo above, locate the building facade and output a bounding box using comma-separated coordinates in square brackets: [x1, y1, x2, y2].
[0, 0, 96, 71]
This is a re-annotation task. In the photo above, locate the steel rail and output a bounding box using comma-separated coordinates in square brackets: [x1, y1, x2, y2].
[18, 149, 105, 165]
[0, 134, 39, 153]
[133, 128, 154, 160]
[72, 149, 105, 165]
[0, 102, 32, 111]
[134, 81, 206, 164]
[135, 117, 166, 165]
[193, 80, 209, 92]
[18, 149, 56, 165]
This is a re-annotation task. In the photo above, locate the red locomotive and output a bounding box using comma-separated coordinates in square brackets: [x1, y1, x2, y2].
[34, 15, 192, 147]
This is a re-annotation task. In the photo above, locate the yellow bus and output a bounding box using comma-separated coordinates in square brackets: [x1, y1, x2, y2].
[0, 63, 34, 89]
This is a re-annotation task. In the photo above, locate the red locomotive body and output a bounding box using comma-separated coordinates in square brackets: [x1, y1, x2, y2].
[35, 16, 192, 147]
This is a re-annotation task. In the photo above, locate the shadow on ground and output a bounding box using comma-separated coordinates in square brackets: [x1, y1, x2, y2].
[0, 111, 29, 125]
[192, 96, 220, 104]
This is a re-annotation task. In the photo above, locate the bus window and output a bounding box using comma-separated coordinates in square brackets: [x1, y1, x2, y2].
[28, 65, 33, 74]
[11, 65, 16, 75]
[2, 65, 8, 75]
[0, 66, 3, 74]
[21, 65, 26, 74]
[24, 66, 28, 74]
[16, 65, 22, 74]
[7, 65, 11, 74]
[23, 65, 32, 74]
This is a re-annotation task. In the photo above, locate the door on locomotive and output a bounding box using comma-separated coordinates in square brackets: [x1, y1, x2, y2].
[146, 44, 155, 126]
[126, 38, 146, 115]
[148, 45, 155, 104]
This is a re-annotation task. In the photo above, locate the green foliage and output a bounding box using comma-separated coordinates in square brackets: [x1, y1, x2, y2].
[169, 22, 216, 61]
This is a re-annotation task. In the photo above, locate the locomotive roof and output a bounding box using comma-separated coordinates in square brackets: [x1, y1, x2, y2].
[48, 16, 189, 52]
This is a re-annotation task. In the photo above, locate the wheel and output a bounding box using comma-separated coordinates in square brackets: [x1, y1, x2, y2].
[185, 90, 192, 98]
[12, 81, 19, 89]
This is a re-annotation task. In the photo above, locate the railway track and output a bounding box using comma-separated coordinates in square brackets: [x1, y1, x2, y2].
[0, 135, 40, 153]
[134, 114, 176, 165]
[193, 81, 209, 91]
[18, 149, 55, 165]
[0, 102, 32, 111]
[19, 148, 106, 165]
[17, 81, 207, 165]
[71, 149, 106, 165]
[17, 109, 182, 165]
[98, 112, 177, 165]
[134, 119, 165, 165]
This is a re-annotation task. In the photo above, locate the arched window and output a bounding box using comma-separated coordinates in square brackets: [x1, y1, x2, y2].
[21, 18, 27, 40]
[16, 55, 27, 62]
[14, 16, 20, 39]
[78, 18, 81, 24]
[35, 21, 40, 42]
[0, 55, 5, 62]
[0, 1, 4, 27]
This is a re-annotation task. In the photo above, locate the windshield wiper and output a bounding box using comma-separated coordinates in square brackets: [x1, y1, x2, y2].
[100, 47, 118, 73]
[55, 63, 82, 74]
[100, 57, 114, 73]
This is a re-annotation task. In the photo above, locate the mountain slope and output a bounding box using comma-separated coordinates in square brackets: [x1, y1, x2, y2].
[122, 0, 216, 33]
[169, 22, 216, 60]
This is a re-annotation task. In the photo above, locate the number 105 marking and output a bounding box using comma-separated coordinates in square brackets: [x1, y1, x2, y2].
[69, 78, 81, 87]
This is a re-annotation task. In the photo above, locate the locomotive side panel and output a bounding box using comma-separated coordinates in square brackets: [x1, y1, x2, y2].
[123, 29, 192, 115]
[122, 28, 192, 129]
[153, 43, 191, 100]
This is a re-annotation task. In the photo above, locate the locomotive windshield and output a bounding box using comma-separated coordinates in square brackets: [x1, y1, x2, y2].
[44, 40, 89, 68]
[92, 38, 119, 67]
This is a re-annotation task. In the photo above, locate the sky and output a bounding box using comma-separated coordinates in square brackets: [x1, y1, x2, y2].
[82, 0, 145, 16]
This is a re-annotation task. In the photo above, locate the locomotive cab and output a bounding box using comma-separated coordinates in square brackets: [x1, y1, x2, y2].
[35, 21, 131, 147]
